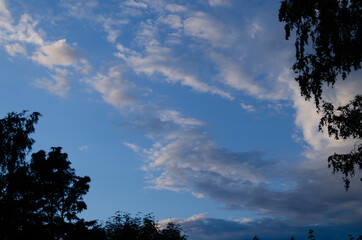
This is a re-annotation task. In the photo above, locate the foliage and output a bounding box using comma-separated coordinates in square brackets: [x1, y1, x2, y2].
[0, 111, 187, 240]
[105, 212, 187, 240]
[278, 0, 361, 108]
[0, 112, 90, 239]
[319, 95, 362, 189]
[279, 0, 362, 189]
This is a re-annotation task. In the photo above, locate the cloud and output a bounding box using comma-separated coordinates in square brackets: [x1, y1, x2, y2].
[79, 145, 89, 152]
[86, 66, 139, 108]
[158, 110, 205, 127]
[184, 12, 235, 47]
[117, 42, 233, 100]
[0, 0, 93, 97]
[5, 43, 26, 56]
[43, 0, 362, 230]
[34, 68, 70, 97]
[124, 0, 148, 9]
[75, 58, 92, 74]
[208, 0, 232, 7]
[126, 123, 362, 225]
[165, 4, 187, 13]
[240, 102, 255, 112]
[158, 14, 183, 29]
[0, 5, 44, 47]
[60, 0, 99, 19]
[31, 39, 78, 68]
[167, 214, 362, 240]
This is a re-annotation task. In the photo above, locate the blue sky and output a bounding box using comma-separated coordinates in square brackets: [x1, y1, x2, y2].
[1, 0, 361, 239]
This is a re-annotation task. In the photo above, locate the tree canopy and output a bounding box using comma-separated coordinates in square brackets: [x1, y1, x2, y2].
[0, 111, 187, 240]
[279, 0, 361, 107]
[279, 0, 362, 189]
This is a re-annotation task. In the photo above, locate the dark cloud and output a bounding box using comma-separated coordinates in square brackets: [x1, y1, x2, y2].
[175, 215, 362, 240]
[136, 127, 362, 225]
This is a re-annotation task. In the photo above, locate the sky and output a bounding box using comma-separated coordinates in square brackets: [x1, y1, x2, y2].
[0, 0, 361, 239]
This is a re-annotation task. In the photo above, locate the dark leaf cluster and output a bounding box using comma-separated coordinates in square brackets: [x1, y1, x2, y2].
[319, 95, 362, 189]
[279, 0, 362, 189]
[279, 0, 361, 108]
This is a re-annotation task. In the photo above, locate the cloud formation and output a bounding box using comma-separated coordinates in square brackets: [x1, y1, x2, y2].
[165, 213, 362, 240]
[18, 0, 361, 235]
[31, 39, 78, 68]
[0, 0, 90, 96]
[86, 66, 140, 108]
[59, 0, 362, 228]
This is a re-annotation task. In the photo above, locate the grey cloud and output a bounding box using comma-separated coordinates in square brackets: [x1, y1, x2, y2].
[173, 214, 362, 240]
[128, 125, 362, 225]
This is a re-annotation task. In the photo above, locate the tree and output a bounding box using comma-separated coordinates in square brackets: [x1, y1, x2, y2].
[308, 229, 316, 240]
[160, 222, 187, 240]
[105, 212, 187, 240]
[0, 111, 91, 239]
[279, 0, 362, 189]
[0, 111, 41, 239]
[30, 147, 91, 239]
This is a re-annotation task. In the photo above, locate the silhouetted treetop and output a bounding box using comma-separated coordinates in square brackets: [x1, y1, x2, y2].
[279, 0, 361, 108]
[279, 0, 362, 189]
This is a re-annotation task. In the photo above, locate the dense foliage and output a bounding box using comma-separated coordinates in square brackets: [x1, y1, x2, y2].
[279, 0, 362, 189]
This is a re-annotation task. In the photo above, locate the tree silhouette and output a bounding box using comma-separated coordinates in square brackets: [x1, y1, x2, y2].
[105, 212, 187, 240]
[0, 111, 91, 239]
[308, 229, 316, 240]
[0, 111, 41, 239]
[0, 111, 188, 239]
[30, 147, 90, 239]
[279, 0, 362, 189]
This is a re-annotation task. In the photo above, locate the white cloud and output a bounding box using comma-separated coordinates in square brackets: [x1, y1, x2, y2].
[184, 12, 235, 47]
[61, 0, 99, 19]
[134, 130, 269, 193]
[75, 58, 92, 74]
[0, 0, 11, 30]
[86, 66, 139, 108]
[159, 110, 205, 126]
[165, 4, 187, 13]
[79, 145, 89, 152]
[158, 14, 183, 29]
[213, 56, 265, 97]
[124, 0, 148, 9]
[34, 68, 70, 97]
[0, 7, 44, 46]
[117, 43, 234, 100]
[249, 21, 262, 39]
[100, 17, 128, 43]
[240, 102, 255, 112]
[5, 43, 26, 56]
[31, 39, 78, 68]
[208, 0, 232, 7]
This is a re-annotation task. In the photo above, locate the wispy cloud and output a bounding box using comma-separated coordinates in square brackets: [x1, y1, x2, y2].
[86, 66, 140, 108]
[24, 0, 362, 232]
[5, 43, 26, 56]
[240, 102, 255, 112]
[34, 68, 70, 97]
[0, 0, 91, 96]
[116, 42, 234, 100]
